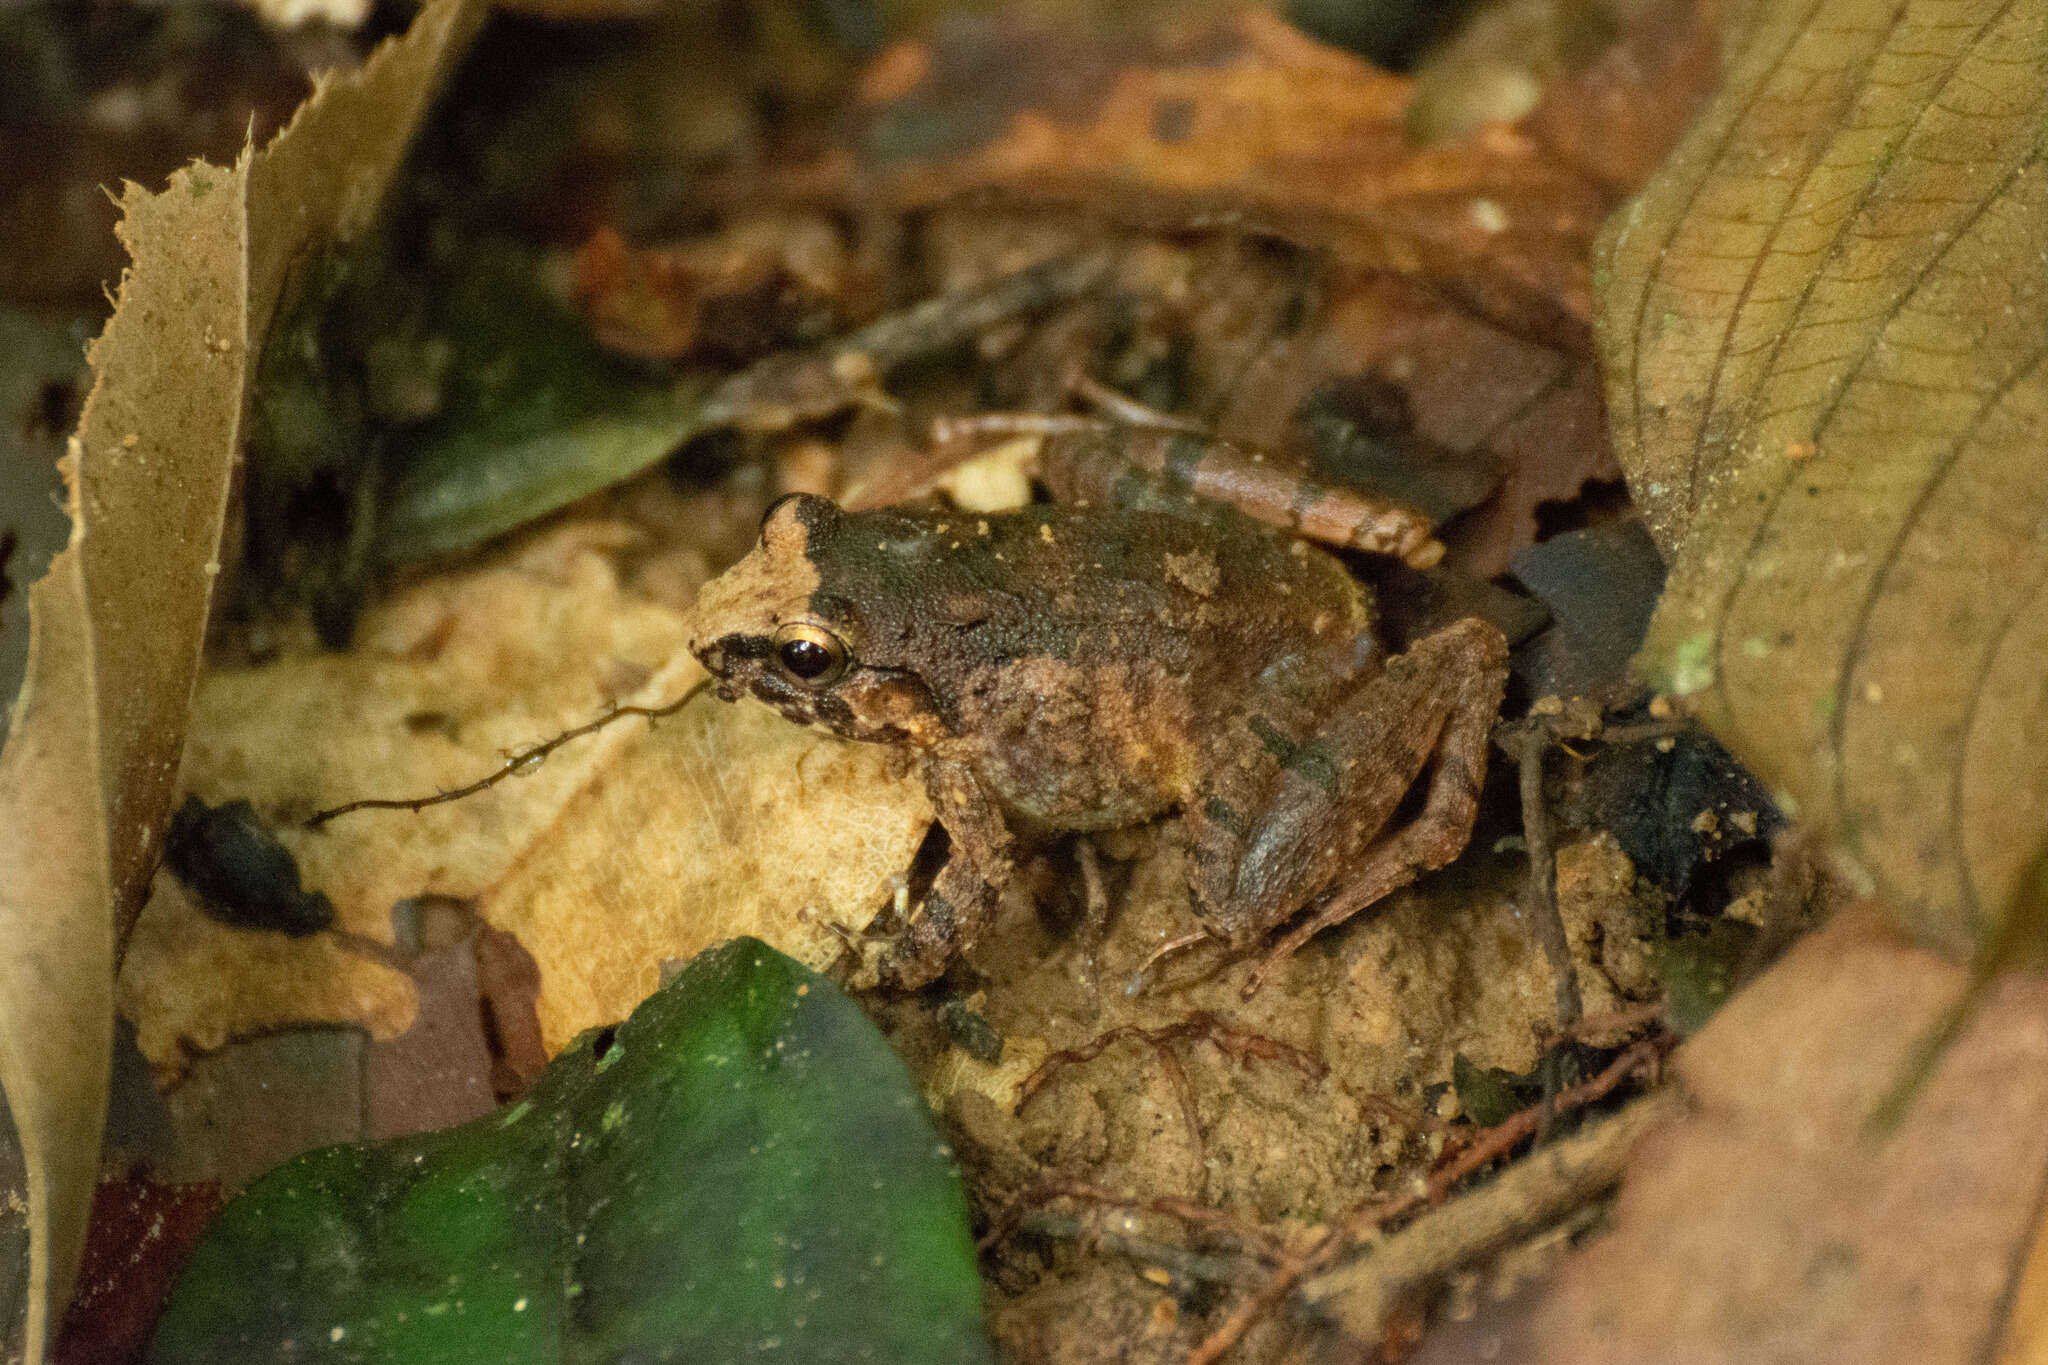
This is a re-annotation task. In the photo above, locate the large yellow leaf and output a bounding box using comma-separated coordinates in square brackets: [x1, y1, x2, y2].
[118, 524, 934, 1068]
[1602, 0, 2048, 953]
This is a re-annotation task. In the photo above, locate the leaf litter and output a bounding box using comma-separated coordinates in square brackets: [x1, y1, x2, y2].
[117, 5, 1703, 1361]
[37, 0, 2028, 1360]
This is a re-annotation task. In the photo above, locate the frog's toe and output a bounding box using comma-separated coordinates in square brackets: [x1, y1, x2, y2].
[881, 890, 965, 989]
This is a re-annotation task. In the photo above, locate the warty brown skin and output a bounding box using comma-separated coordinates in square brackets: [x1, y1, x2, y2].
[690, 485, 1506, 990]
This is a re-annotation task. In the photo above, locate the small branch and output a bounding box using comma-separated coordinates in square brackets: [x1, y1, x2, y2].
[1424, 1041, 1664, 1204]
[1064, 373, 1211, 433]
[1010, 1210, 1268, 1289]
[1016, 1012, 1326, 1124]
[305, 680, 707, 827]
[980, 1179, 1286, 1267]
[1496, 719, 1582, 1031]
[1183, 1041, 1668, 1364]
[1300, 1086, 1687, 1341]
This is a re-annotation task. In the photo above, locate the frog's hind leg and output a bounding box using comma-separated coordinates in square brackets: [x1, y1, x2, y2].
[1039, 423, 1444, 568]
[1234, 618, 1508, 997]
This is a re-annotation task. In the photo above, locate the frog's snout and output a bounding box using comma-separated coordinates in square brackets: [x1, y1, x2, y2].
[689, 638, 749, 704]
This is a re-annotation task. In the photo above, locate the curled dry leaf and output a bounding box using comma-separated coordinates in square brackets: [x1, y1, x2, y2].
[1602, 0, 2048, 955]
[0, 1, 478, 1353]
[1533, 904, 2048, 1363]
[120, 522, 933, 1066]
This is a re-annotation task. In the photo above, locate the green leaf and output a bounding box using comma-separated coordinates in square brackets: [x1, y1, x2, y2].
[374, 246, 705, 562]
[149, 939, 992, 1364]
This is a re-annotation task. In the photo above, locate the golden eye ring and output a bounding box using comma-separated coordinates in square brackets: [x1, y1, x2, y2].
[771, 621, 850, 687]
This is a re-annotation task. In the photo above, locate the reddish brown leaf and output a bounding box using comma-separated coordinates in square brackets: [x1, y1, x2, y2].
[1534, 905, 2048, 1363]
[52, 1177, 220, 1365]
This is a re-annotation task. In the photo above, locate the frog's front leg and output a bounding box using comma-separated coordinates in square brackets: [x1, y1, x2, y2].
[884, 755, 1017, 988]
[1185, 618, 1508, 991]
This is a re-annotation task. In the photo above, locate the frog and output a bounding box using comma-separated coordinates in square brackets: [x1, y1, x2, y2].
[687, 424, 1509, 992]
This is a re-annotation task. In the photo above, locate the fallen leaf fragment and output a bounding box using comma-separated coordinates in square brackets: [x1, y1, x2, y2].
[1520, 0, 1724, 193]
[483, 692, 934, 1054]
[0, 1, 479, 1351]
[120, 524, 699, 1069]
[52, 1175, 220, 1365]
[1601, 0, 2048, 955]
[1533, 905, 2048, 1363]
[121, 879, 416, 1074]
[867, 9, 1610, 340]
[121, 520, 934, 1065]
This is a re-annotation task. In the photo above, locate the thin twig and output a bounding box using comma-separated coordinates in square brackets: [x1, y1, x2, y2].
[980, 1178, 1287, 1265]
[1017, 1012, 1326, 1115]
[305, 680, 708, 827]
[1425, 1041, 1662, 1203]
[1590, 718, 1691, 747]
[1183, 1040, 1667, 1364]
[1011, 1209, 1269, 1288]
[929, 412, 1104, 446]
[1065, 372, 1211, 433]
[1498, 720, 1582, 1031]
[1300, 1087, 1686, 1340]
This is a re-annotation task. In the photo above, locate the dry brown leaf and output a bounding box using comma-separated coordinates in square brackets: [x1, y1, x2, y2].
[1601, 0, 2048, 955]
[1533, 904, 2048, 1363]
[482, 692, 935, 1054]
[121, 521, 934, 1064]
[869, 9, 1612, 342]
[850, 10, 1718, 574]
[121, 879, 419, 1073]
[1519, 0, 1725, 195]
[1993, 1209, 2048, 1364]
[0, 516, 110, 1362]
[0, 2, 477, 1351]
[120, 524, 701, 1068]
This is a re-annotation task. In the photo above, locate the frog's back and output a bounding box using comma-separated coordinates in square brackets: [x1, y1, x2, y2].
[798, 496, 1377, 828]
[809, 497, 1371, 697]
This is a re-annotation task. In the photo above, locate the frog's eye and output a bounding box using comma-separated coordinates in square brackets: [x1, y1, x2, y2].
[772, 622, 849, 687]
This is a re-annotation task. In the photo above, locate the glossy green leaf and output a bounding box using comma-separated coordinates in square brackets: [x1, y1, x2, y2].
[150, 938, 992, 1364]
[375, 247, 704, 562]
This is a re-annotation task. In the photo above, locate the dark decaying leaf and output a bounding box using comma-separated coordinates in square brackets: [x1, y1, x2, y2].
[163, 797, 334, 938]
[53, 1177, 222, 1365]
[1507, 517, 1665, 701]
[149, 939, 992, 1365]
